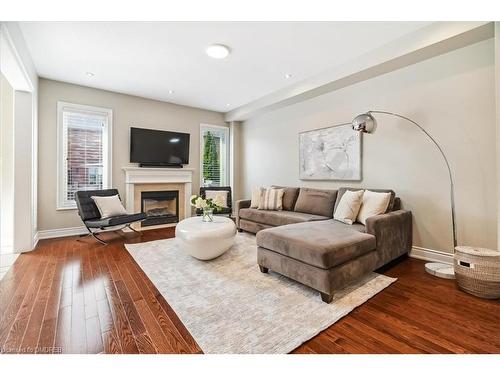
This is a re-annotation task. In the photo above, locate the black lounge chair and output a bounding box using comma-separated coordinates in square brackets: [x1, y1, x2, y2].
[195, 186, 233, 217]
[75, 189, 146, 245]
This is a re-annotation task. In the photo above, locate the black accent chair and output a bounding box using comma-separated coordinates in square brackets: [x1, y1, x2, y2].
[75, 189, 146, 245]
[195, 186, 233, 217]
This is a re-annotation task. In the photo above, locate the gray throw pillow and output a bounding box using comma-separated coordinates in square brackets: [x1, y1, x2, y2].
[271, 186, 300, 211]
[294, 188, 337, 217]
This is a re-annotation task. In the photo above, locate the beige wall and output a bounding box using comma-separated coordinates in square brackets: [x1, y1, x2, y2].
[240, 39, 497, 253]
[38, 78, 227, 231]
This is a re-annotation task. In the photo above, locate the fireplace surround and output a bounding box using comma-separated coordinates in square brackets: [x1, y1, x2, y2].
[141, 190, 179, 227]
[123, 167, 194, 230]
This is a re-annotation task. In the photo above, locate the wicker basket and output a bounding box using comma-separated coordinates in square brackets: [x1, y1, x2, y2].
[454, 246, 500, 299]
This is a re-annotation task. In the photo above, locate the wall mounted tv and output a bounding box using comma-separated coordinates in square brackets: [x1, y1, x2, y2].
[130, 127, 190, 167]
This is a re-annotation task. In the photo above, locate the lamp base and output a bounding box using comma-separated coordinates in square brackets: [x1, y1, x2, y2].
[425, 262, 455, 279]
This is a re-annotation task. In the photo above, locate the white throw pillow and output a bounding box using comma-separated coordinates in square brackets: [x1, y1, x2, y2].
[91, 195, 127, 218]
[250, 187, 263, 208]
[205, 190, 228, 208]
[356, 190, 392, 225]
[258, 188, 285, 211]
[334, 190, 364, 225]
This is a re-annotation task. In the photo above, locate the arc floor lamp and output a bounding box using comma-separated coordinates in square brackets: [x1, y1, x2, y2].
[351, 110, 456, 279]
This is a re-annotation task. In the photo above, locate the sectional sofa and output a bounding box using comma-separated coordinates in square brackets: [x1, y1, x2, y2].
[235, 186, 412, 303]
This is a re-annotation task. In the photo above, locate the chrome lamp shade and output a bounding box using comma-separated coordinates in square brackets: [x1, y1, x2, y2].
[351, 113, 377, 134]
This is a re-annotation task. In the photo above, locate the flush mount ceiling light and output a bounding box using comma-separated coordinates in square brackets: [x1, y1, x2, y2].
[206, 44, 230, 59]
[86, 72, 95, 77]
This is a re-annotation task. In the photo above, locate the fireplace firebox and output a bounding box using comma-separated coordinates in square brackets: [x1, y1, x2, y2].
[140, 190, 179, 227]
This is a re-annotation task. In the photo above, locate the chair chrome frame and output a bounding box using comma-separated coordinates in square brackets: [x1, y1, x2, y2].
[79, 222, 144, 245]
[75, 189, 147, 246]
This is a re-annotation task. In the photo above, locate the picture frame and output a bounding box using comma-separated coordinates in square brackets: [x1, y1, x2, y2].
[299, 123, 361, 181]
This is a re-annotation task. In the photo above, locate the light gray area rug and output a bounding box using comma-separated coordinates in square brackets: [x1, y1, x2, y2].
[125, 233, 396, 354]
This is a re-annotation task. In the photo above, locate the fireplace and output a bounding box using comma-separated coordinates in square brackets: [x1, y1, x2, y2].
[140, 190, 179, 227]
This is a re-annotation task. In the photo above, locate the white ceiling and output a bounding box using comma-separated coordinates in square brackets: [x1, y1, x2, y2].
[19, 22, 430, 113]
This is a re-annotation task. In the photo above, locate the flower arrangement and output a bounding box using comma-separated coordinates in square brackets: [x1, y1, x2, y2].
[190, 194, 224, 222]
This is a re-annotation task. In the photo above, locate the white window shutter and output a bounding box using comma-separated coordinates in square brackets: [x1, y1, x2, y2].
[57, 102, 112, 209]
[200, 125, 229, 188]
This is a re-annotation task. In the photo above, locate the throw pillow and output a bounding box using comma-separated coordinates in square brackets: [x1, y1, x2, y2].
[205, 190, 228, 208]
[293, 188, 337, 217]
[334, 187, 396, 214]
[250, 187, 263, 208]
[91, 195, 127, 219]
[333, 189, 364, 225]
[258, 188, 285, 211]
[271, 185, 300, 211]
[356, 190, 392, 225]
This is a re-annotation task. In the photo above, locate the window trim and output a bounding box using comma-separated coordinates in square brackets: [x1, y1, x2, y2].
[199, 123, 229, 188]
[56, 101, 113, 210]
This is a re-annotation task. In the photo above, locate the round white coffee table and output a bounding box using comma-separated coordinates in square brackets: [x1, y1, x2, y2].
[175, 216, 237, 260]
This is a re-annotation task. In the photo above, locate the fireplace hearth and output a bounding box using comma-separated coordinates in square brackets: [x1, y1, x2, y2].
[141, 190, 179, 227]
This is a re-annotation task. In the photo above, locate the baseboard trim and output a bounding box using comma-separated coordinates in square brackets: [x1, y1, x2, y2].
[36, 225, 129, 241]
[33, 231, 40, 248]
[37, 226, 88, 240]
[34, 227, 455, 266]
[409, 246, 454, 265]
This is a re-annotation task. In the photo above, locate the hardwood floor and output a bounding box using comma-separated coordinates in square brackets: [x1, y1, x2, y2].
[0, 228, 499, 354]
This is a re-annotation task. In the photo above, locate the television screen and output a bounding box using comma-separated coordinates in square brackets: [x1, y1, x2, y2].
[130, 127, 190, 166]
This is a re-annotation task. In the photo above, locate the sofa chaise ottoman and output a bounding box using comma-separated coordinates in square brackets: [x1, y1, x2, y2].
[236, 187, 412, 303]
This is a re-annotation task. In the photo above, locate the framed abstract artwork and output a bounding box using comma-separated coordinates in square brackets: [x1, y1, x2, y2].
[299, 123, 361, 180]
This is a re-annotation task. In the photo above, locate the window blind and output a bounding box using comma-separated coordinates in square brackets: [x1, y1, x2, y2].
[63, 110, 107, 201]
[201, 127, 227, 187]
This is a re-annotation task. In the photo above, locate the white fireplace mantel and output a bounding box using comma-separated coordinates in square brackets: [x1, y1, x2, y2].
[122, 167, 194, 220]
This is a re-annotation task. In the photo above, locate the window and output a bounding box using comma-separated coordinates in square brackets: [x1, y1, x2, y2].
[200, 124, 229, 187]
[57, 102, 112, 209]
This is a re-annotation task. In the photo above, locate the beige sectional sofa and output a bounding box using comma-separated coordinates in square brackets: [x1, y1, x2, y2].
[235, 186, 412, 303]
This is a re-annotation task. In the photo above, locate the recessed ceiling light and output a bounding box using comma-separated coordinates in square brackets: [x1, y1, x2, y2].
[285, 73, 292, 79]
[168, 90, 174, 94]
[86, 72, 94, 77]
[226, 103, 231, 107]
[206, 44, 230, 59]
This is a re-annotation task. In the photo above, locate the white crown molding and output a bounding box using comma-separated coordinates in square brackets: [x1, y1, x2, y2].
[226, 22, 494, 121]
[409, 246, 454, 265]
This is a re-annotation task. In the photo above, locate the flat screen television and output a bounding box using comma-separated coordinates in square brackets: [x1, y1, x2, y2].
[130, 127, 190, 167]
